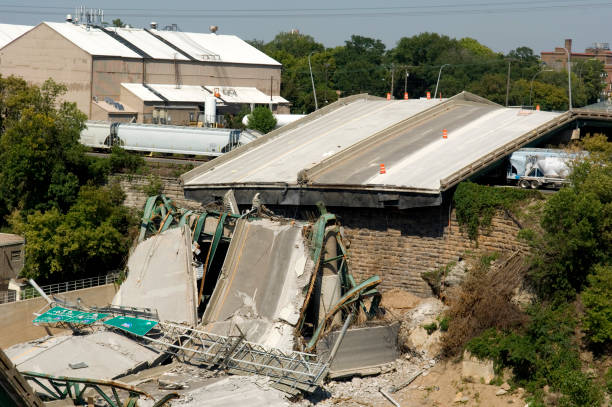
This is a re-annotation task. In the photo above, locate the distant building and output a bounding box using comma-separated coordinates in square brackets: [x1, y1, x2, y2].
[541, 39, 612, 99]
[0, 22, 289, 123]
[0, 233, 24, 286]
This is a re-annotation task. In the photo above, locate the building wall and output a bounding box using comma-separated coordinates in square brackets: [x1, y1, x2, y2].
[0, 23, 92, 116]
[0, 283, 117, 349]
[333, 206, 527, 297]
[0, 243, 24, 281]
[92, 58, 282, 108]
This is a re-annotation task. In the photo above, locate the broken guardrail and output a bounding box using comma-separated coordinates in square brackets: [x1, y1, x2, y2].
[21, 371, 178, 407]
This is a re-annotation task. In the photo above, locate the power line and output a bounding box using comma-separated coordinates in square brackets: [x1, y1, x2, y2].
[1, 2, 612, 19]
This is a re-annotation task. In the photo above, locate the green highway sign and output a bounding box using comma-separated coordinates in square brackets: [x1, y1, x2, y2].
[33, 306, 109, 325]
[103, 316, 158, 336]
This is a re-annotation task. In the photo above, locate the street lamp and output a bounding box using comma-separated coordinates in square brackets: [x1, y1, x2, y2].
[529, 69, 553, 107]
[434, 64, 450, 99]
[308, 51, 318, 111]
[561, 47, 572, 110]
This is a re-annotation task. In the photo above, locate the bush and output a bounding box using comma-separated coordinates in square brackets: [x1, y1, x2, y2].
[442, 254, 528, 356]
[109, 146, 144, 173]
[581, 264, 612, 345]
[246, 106, 277, 134]
[454, 182, 539, 240]
[467, 305, 602, 406]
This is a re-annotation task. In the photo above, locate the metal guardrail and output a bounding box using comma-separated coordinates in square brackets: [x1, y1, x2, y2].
[14, 273, 120, 302]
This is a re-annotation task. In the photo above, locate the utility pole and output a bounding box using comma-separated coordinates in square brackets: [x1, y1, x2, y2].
[390, 65, 394, 97]
[404, 69, 408, 95]
[308, 52, 318, 110]
[505, 60, 511, 107]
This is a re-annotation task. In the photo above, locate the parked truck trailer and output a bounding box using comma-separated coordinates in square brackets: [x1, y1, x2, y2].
[507, 148, 582, 189]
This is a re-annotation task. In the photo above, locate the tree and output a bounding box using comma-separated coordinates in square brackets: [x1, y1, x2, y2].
[0, 78, 91, 219]
[247, 106, 277, 134]
[332, 35, 387, 96]
[582, 264, 612, 345]
[112, 18, 125, 28]
[9, 184, 136, 283]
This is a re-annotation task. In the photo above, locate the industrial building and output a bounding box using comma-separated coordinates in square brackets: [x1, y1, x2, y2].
[0, 21, 288, 123]
[541, 39, 612, 99]
[0, 233, 24, 303]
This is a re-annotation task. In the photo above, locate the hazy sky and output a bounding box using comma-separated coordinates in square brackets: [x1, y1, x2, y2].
[1, 0, 610, 54]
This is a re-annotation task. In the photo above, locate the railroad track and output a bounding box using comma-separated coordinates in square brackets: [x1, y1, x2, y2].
[85, 152, 208, 166]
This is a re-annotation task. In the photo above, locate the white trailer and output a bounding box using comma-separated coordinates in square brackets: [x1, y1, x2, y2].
[507, 148, 581, 189]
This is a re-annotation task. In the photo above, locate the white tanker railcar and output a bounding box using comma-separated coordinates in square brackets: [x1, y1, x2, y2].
[80, 121, 254, 156]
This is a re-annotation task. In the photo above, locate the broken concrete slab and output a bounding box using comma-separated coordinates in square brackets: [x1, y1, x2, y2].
[113, 225, 198, 325]
[317, 323, 400, 379]
[202, 218, 314, 351]
[172, 376, 290, 407]
[6, 331, 162, 380]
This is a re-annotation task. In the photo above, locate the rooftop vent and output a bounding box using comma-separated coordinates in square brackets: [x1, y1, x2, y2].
[66, 14, 73, 22]
[209, 25, 218, 34]
[150, 22, 157, 29]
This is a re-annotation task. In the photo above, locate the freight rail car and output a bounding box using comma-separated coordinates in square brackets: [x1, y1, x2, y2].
[80, 121, 254, 156]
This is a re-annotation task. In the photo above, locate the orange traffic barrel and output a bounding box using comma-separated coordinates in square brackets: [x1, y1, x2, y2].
[442, 129, 448, 139]
[426, 91, 431, 100]
[404, 92, 409, 100]
[379, 164, 386, 174]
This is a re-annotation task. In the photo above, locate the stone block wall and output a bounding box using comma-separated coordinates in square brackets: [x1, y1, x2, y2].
[332, 206, 527, 297]
[109, 174, 203, 211]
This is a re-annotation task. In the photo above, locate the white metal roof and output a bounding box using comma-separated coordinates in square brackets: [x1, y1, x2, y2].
[149, 84, 211, 102]
[0, 23, 32, 48]
[44, 22, 141, 58]
[150, 30, 281, 65]
[121, 83, 162, 101]
[203, 86, 288, 104]
[108, 27, 189, 60]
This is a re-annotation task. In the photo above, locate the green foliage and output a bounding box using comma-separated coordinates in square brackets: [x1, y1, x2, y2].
[454, 182, 539, 240]
[421, 261, 455, 296]
[527, 137, 611, 300]
[0, 77, 92, 220]
[438, 316, 450, 332]
[605, 368, 612, 394]
[467, 304, 602, 406]
[112, 18, 125, 28]
[142, 175, 164, 197]
[246, 106, 277, 134]
[108, 146, 145, 173]
[423, 322, 438, 335]
[581, 265, 612, 345]
[9, 184, 137, 283]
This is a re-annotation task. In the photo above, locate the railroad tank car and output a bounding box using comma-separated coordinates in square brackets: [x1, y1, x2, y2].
[80, 121, 252, 156]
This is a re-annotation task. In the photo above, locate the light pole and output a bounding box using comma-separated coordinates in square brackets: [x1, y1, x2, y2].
[434, 64, 449, 99]
[308, 51, 318, 110]
[529, 69, 553, 107]
[562, 47, 572, 110]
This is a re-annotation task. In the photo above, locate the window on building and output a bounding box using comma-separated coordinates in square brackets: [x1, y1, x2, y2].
[10, 250, 20, 261]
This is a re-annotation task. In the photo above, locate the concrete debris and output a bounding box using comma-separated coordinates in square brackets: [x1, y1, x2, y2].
[496, 388, 508, 396]
[317, 323, 399, 379]
[453, 392, 469, 403]
[6, 331, 162, 380]
[461, 350, 495, 384]
[68, 362, 88, 369]
[202, 218, 314, 350]
[398, 297, 446, 359]
[171, 376, 291, 407]
[443, 260, 468, 288]
[113, 225, 198, 325]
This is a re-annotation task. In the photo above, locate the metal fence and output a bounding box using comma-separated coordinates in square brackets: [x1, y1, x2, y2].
[0, 290, 17, 304]
[17, 273, 120, 301]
